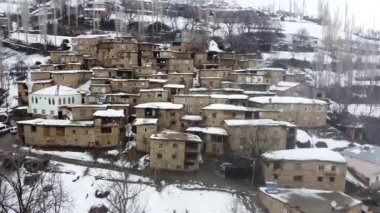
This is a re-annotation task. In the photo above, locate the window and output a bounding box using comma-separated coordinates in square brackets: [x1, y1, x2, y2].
[172, 154, 176, 159]
[331, 165, 336, 172]
[33, 109, 37, 113]
[68, 97, 71, 104]
[41, 109, 46, 114]
[80, 109, 86, 116]
[318, 165, 324, 171]
[56, 127, 65, 136]
[318, 177, 323, 182]
[31, 97, 34, 103]
[212, 113, 216, 118]
[171, 120, 176, 125]
[143, 127, 147, 132]
[273, 161, 283, 169]
[85, 130, 89, 134]
[50, 110, 54, 115]
[329, 177, 335, 182]
[157, 154, 162, 159]
[31, 126, 37, 132]
[52, 99, 55, 105]
[35, 97, 38, 103]
[159, 143, 163, 148]
[72, 97, 74, 103]
[48, 98, 51, 105]
[158, 93, 162, 98]
[63, 98, 66, 104]
[173, 143, 178, 149]
[101, 128, 112, 133]
[58, 98, 61, 105]
[294, 162, 302, 170]
[293, 175, 303, 182]
[72, 130, 76, 134]
[170, 112, 175, 117]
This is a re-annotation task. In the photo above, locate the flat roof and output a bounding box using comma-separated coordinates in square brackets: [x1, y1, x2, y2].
[17, 119, 93, 127]
[249, 96, 327, 105]
[135, 102, 183, 110]
[262, 148, 346, 163]
[150, 129, 202, 142]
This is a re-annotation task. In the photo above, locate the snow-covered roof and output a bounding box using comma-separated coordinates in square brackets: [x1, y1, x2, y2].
[181, 115, 202, 121]
[270, 81, 301, 92]
[31, 85, 80, 96]
[202, 104, 259, 111]
[186, 127, 228, 136]
[210, 94, 248, 100]
[163, 84, 185, 89]
[150, 129, 202, 142]
[139, 88, 166, 92]
[50, 70, 92, 74]
[262, 148, 346, 163]
[249, 96, 327, 105]
[93, 109, 124, 118]
[296, 129, 312, 144]
[341, 145, 380, 165]
[243, 91, 276, 95]
[17, 119, 93, 127]
[224, 119, 295, 127]
[259, 187, 361, 212]
[133, 118, 158, 126]
[135, 102, 183, 110]
[208, 40, 222, 52]
[148, 79, 168, 83]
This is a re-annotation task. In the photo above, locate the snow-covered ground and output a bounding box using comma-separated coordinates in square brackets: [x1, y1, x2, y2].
[347, 104, 380, 117]
[54, 161, 253, 213]
[9, 32, 73, 47]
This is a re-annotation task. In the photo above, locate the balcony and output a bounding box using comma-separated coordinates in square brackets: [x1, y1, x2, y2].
[185, 144, 200, 153]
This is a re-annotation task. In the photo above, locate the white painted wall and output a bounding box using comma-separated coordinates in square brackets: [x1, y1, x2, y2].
[28, 94, 82, 116]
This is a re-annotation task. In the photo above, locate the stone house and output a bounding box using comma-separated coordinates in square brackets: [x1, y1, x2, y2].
[193, 53, 208, 69]
[17, 109, 125, 148]
[168, 58, 194, 73]
[110, 79, 150, 93]
[40, 63, 82, 71]
[60, 53, 85, 64]
[258, 186, 363, 213]
[199, 69, 230, 81]
[135, 102, 184, 131]
[51, 70, 93, 88]
[186, 127, 228, 156]
[133, 66, 157, 78]
[269, 81, 314, 98]
[180, 115, 203, 130]
[209, 94, 248, 106]
[133, 118, 159, 152]
[173, 94, 210, 115]
[163, 84, 185, 102]
[224, 119, 296, 156]
[167, 73, 194, 92]
[49, 51, 76, 64]
[249, 96, 328, 127]
[72, 35, 107, 57]
[202, 104, 280, 127]
[262, 148, 347, 192]
[150, 129, 202, 172]
[139, 89, 168, 103]
[105, 93, 139, 106]
[199, 77, 222, 88]
[236, 59, 263, 69]
[97, 38, 139, 68]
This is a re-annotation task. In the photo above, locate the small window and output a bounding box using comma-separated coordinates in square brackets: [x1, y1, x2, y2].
[172, 154, 176, 159]
[159, 143, 163, 148]
[158, 93, 162, 98]
[41, 109, 46, 114]
[294, 162, 302, 170]
[173, 143, 178, 149]
[212, 113, 216, 118]
[50, 110, 54, 115]
[72, 130, 76, 134]
[331, 165, 336, 172]
[68, 97, 71, 104]
[58, 98, 62, 105]
[80, 109, 86, 116]
[33, 109, 37, 113]
[48, 98, 51, 105]
[63, 98, 66, 104]
[31, 97, 34, 103]
[329, 177, 335, 182]
[157, 154, 162, 159]
[31, 126, 37, 132]
[293, 175, 303, 182]
[101, 127, 112, 133]
[318, 177, 323, 182]
[52, 99, 55, 105]
[143, 127, 147, 132]
[273, 161, 283, 169]
[171, 120, 176, 125]
[35, 97, 38, 104]
[318, 165, 324, 171]
[72, 97, 74, 103]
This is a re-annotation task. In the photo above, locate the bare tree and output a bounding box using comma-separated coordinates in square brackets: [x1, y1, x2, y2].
[21, 0, 30, 44]
[217, 11, 239, 37]
[0, 153, 71, 213]
[102, 171, 145, 213]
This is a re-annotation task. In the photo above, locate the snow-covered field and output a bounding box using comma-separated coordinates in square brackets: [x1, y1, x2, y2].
[347, 104, 380, 117]
[54, 162, 253, 213]
[10, 33, 73, 47]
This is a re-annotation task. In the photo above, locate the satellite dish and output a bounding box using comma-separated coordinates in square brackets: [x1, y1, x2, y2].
[331, 201, 337, 209]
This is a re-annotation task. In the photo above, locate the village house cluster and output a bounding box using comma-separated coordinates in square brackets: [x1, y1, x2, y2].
[14, 31, 369, 211]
